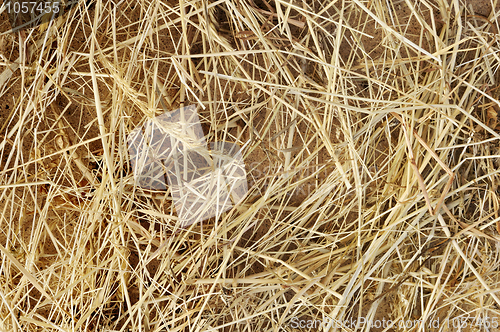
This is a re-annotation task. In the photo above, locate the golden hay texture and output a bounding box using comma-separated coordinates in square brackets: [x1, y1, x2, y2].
[1, 0, 500, 331]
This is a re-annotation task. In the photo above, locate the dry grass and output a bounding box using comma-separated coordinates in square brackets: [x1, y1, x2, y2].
[1, 0, 500, 331]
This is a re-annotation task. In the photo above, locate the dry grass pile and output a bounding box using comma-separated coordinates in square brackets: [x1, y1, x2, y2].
[1, 0, 500, 330]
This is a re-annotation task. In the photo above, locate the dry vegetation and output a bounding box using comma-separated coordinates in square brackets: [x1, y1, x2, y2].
[1, 0, 500, 331]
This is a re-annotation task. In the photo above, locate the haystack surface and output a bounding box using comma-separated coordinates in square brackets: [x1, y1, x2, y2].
[1, 0, 500, 331]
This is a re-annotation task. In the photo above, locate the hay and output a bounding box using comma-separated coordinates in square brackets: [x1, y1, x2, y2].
[1, 0, 500, 330]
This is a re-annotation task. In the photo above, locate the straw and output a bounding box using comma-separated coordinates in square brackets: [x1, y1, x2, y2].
[1, 0, 500, 330]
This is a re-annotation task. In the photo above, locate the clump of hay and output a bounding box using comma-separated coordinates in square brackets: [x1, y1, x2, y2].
[1, 0, 500, 330]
